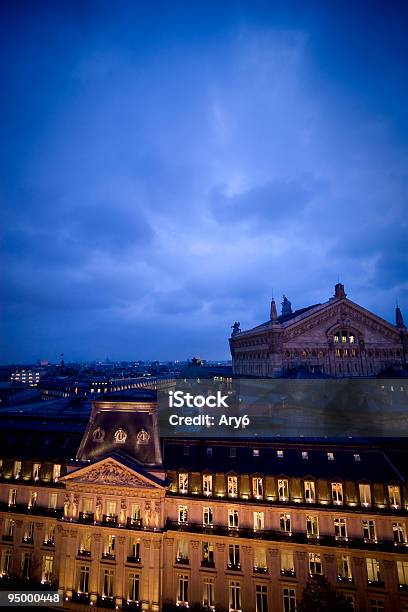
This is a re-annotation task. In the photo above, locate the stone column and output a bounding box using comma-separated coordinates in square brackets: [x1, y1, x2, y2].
[383, 559, 398, 611]
[33, 522, 44, 581]
[89, 532, 102, 600]
[295, 551, 308, 587]
[323, 553, 336, 583]
[352, 556, 366, 612]
[162, 537, 174, 603]
[215, 543, 227, 610]
[141, 539, 151, 612]
[189, 540, 200, 603]
[114, 535, 126, 608]
[151, 540, 162, 612]
[241, 545, 253, 611]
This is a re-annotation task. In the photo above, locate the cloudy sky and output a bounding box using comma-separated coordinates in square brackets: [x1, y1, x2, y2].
[1, 1, 408, 363]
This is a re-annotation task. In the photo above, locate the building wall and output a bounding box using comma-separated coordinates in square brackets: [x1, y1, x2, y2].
[1, 456, 408, 611]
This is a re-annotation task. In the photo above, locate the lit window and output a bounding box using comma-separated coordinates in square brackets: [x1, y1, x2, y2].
[28, 491, 37, 509]
[178, 473, 188, 494]
[280, 513, 291, 533]
[48, 493, 58, 510]
[388, 485, 401, 507]
[359, 483, 371, 506]
[363, 520, 376, 542]
[393, 522, 407, 544]
[252, 477, 264, 498]
[21, 552, 32, 579]
[13, 461, 22, 479]
[176, 539, 189, 563]
[177, 574, 189, 605]
[42, 554, 53, 583]
[369, 599, 385, 612]
[102, 568, 114, 598]
[304, 480, 315, 503]
[227, 475, 238, 497]
[334, 517, 347, 539]
[277, 450, 283, 458]
[8, 489, 17, 507]
[52, 464, 61, 481]
[306, 515, 319, 537]
[253, 449, 259, 457]
[331, 482, 343, 504]
[207, 447, 213, 457]
[228, 509, 239, 528]
[0, 549, 12, 576]
[302, 451, 308, 460]
[278, 479, 289, 501]
[78, 565, 90, 593]
[203, 577, 215, 608]
[353, 454, 361, 462]
[203, 507, 213, 526]
[255, 584, 268, 612]
[203, 474, 213, 496]
[202, 541, 214, 566]
[282, 587, 296, 612]
[309, 552, 322, 575]
[128, 572, 140, 603]
[253, 511, 264, 531]
[397, 560, 408, 586]
[280, 551, 294, 576]
[366, 558, 381, 584]
[337, 555, 352, 580]
[327, 452, 334, 461]
[178, 505, 188, 524]
[229, 580, 241, 612]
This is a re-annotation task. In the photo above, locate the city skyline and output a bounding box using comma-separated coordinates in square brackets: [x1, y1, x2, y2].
[1, 1, 408, 363]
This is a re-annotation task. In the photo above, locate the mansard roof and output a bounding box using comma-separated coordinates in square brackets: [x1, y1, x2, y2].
[163, 439, 406, 483]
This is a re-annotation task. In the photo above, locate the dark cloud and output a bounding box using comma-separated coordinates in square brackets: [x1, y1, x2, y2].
[1, 2, 408, 362]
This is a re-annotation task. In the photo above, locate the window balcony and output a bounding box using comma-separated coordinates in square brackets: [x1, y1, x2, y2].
[175, 556, 189, 565]
[367, 580, 385, 588]
[101, 552, 116, 561]
[102, 514, 118, 527]
[79, 512, 94, 524]
[253, 566, 268, 574]
[280, 569, 296, 578]
[127, 517, 143, 530]
[227, 563, 241, 571]
[78, 549, 92, 557]
[43, 539, 55, 547]
[337, 576, 353, 584]
[201, 558, 215, 568]
[126, 556, 141, 564]
[22, 537, 33, 545]
[2, 535, 13, 542]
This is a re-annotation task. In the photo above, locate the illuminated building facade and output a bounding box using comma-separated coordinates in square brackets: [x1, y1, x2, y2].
[229, 284, 408, 378]
[0, 391, 408, 611]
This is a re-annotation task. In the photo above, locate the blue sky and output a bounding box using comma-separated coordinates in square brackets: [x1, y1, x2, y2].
[1, 1, 408, 363]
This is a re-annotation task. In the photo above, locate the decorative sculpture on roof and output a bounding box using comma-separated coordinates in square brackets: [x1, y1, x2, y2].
[281, 295, 292, 317]
[231, 321, 241, 335]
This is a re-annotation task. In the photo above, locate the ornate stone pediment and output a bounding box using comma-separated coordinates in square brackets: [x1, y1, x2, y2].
[283, 300, 399, 342]
[61, 458, 164, 490]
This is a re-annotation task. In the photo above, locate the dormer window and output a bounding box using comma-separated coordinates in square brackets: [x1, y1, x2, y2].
[253, 449, 259, 457]
[33, 463, 41, 481]
[277, 450, 284, 459]
[327, 452, 334, 461]
[203, 474, 213, 496]
[178, 473, 188, 494]
[52, 464, 61, 481]
[114, 428, 127, 444]
[353, 454, 361, 462]
[302, 451, 308, 460]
